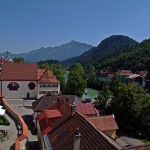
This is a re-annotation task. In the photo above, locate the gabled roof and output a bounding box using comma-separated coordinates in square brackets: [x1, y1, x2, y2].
[38, 109, 63, 121]
[48, 112, 121, 150]
[1, 62, 38, 81]
[86, 115, 118, 131]
[38, 69, 60, 84]
[76, 103, 97, 116]
[32, 94, 83, 112]
[38, 69, 46, 80]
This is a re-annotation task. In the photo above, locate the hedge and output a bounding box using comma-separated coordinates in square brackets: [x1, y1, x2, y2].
[0, 116, 10, 126]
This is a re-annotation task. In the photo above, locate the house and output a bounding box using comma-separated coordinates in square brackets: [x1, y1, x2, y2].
[127, 74, 143, 86]
[117, 70, 133, 82]
[32, 94, 98, 126]
[37, 69, 60, 98]
[0, 62, 60, 99]
[36, 97, 121, 150]
[96, 69, 114, 83]
[86, 115, 118, 139]
[36, 97, 150, 150]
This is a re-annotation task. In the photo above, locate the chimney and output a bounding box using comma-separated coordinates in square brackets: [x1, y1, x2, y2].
[73, 128, 81, 150]
[71, 102, 76, 116]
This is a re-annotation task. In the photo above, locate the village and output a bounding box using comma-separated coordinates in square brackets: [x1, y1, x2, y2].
[0, 53, 150, 150]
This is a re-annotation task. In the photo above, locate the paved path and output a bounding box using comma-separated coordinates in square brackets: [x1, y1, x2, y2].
[6, 99, 39, 150]
[0, 112, 18, 150]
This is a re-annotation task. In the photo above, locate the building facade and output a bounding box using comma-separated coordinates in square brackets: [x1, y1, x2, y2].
[0, 62, 60, 99]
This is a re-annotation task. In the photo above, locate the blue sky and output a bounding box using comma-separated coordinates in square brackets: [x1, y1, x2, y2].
[0, 0, 150, 53]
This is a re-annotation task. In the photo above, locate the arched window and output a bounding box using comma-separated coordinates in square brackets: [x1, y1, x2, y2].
[28, 82, 36, 90]
[7, 82, 20, 91]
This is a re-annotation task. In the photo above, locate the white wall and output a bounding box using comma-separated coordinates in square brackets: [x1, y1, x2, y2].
[37, 83, 60, 99]
[1, 81, 37, 99]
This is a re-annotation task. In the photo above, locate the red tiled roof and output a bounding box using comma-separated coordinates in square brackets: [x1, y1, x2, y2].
[39, 119, 52, 135]
[32, 94, 83, 112]
[86, 115, 118, 131]
[48, 112, 121, 150]
[38, 69, 46, 80]
[38, 69, 60, 84]
[76, 103, 97, 116]
[1, 62, 38, 81]
[43, 109, 63, 119]
[38, 109, 63, 121]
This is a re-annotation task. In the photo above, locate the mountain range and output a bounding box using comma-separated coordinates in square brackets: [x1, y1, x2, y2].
[0, 41, 93, 62]
[63, 35, 150, 72]
[63, 35, 138, 66]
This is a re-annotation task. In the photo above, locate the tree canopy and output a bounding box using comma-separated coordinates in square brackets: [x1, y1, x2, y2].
[13, 57, 24, 62]
[65, 63, 87, 97]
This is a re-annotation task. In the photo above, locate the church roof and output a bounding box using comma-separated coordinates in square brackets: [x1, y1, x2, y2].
[1, 62, 38, 81]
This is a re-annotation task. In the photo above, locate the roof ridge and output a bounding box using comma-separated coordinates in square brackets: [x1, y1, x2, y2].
[34, 95, 47, 112]
[38, 69, 48, 81]
[76, 112, 122, 149]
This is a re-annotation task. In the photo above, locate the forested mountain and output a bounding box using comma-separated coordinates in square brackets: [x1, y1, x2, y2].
[63, 35, 138, 66]
[97, 39, 150, 71]
[0, 41, 93, 62]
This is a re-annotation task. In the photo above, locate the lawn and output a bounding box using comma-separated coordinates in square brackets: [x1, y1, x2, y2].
[0, 116, 10, 126]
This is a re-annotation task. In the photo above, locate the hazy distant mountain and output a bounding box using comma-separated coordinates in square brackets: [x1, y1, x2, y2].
[63, 35, 138, 66]
[0, 41, 93, 62]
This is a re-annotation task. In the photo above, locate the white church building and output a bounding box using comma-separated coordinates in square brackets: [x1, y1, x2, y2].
[0, 60, 60, 99]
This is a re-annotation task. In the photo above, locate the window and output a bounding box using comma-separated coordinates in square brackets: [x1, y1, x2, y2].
[7, 82, 20, 91]
[28, 82, 36, 90]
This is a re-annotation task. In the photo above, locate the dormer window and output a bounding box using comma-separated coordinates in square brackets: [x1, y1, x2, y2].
[7, 82, 20, 91]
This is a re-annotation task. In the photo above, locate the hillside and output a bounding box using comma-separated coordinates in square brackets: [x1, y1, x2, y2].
[96, 39, 150, 71]
[0, 41, 93, 62]
[63, 35, 138, 66]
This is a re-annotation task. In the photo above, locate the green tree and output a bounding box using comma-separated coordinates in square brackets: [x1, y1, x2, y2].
[85, 65, 97, 86]
[109, 82, 150, 137]
[13, 57, 24, 62]
[94, 84, 113, 115]
[65, 63, 87, 97]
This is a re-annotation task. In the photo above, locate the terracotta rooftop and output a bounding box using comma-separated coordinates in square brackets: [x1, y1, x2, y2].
[1, 62, 38, 81]
[38, 109, 63, 121]
[86, 115, 118, 131]
[48, 112, 121, 150]
[32, 94, 83, 112]
[38, 69, 60, 84]
[38, 69, 46, 80]
[76, 103, 97, 116]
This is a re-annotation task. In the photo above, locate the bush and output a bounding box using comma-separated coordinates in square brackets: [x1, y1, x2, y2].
[0, 116, 10, 126]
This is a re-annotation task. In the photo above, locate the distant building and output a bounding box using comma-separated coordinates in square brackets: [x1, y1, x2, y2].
[0, 62, 60, 99]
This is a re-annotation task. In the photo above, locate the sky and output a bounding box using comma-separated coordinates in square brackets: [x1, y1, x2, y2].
[0, 0, 150, 53]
